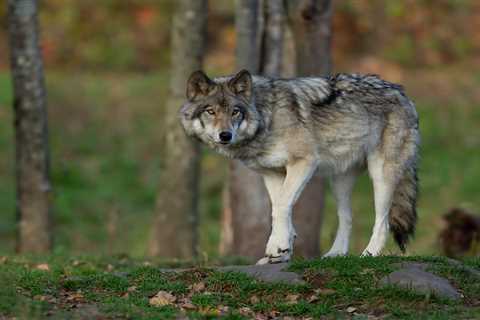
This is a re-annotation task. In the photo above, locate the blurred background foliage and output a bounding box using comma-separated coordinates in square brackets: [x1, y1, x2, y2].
[1, 0, 478, 71]
[0, 0, 479, 257]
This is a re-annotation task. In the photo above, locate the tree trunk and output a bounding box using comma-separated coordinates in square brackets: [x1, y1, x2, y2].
[8, 0, 52, 253]
[220, 0, 270, 259]
[221, 0, 332, 259]
[261, 0, 285, 77]
[287, 0, 333, 257]
[288, 0, 333, 76]
[148, 0, 207, 258]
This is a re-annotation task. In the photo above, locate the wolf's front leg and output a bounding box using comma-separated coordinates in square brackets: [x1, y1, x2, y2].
[257, 158, 319, 265]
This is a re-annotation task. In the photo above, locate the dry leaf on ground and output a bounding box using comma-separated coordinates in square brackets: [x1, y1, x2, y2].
[347, 306, 357, 313]
[149, 291, 177, 306]
[35, 263, 50, 271]
[127, 286, 137, 292]
[250, 295, 260, 304]
[285, 294, 300, 304]
[189, 281, 206, 292]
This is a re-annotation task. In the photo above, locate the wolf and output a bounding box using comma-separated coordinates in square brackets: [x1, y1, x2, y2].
[180, 69, 419, 264]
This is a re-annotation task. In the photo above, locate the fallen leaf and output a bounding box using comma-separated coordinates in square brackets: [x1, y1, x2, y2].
[33, 295, 48, 301]
[285, 294, 300, 304]
[149, 291, 176, 306]
[190, 281, 206, 292]
[268, 310, 280, 317]
[0, 256, 8, 264]
[180, 300, 196, 310]
[250, 295, 260, 304]
[127, 286, 137, 292]
[239, 306, 254, 316]
[72, 260, 82, 266]
[307, 294, 319, 303]
[347, 306, 357, 313]
[35, 263, 50, 271]
[66, 292, 84, 302]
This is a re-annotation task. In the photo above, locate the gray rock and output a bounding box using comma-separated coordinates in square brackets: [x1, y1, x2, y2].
[390, 262, 429, 271]
[445, 258, 480, 279]
[380, 265, 462, 300]
[218, 263, 305, 284]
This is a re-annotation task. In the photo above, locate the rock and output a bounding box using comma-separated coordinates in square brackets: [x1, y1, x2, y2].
[218, 263, 305, 284]
[390, 262, 429, 271]
[445, 258, 480, 279]
[380, 264, 462, 300]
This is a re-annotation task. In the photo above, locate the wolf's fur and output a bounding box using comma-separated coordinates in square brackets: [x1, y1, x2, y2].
[180, 70, 419, 264]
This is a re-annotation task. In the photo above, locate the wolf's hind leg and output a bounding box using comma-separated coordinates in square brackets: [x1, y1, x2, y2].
[323, 171, 357, 257]
[257, 158, 318, 265]
[362, 153, 397, 256]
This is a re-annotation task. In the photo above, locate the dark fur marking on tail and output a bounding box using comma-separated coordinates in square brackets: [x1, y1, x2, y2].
[389, 167, 418, 252]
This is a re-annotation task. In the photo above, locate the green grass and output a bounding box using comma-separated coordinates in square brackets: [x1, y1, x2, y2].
[0, 69, 479, 258]
[0, 255, 479, 319]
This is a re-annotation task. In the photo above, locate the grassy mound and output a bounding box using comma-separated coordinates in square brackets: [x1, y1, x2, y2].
[1, 255, 479, 319]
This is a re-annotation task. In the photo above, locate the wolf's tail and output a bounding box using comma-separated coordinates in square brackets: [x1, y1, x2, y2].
[389, 164, 418, 252]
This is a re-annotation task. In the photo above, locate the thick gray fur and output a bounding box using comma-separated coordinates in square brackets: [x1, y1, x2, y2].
[180, 70, 419, 263]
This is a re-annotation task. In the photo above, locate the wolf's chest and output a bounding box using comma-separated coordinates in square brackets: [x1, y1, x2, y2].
[242, 143, 290, 171]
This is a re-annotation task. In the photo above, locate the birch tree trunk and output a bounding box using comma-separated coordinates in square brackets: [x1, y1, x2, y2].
[8, 0, 52, 253]
[148, 0, 207, 258]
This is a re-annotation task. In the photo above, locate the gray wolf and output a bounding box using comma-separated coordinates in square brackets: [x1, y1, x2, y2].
[180, 69, 419, 264]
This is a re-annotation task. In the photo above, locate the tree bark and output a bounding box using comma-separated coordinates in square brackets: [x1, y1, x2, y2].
[220, 0, 270, 259]
[148, 0, 207, 258]
[261, 0, 286, 77]
[8, 0, 52, 253]
[288, 0, 333, 76]
[287, 0, 333, 257]
[221, 0, 332, 259]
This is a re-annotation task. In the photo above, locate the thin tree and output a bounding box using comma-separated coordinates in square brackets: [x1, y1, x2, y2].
[221, 0, 333, 259]
[285, 0, 333, 257]
[148, 0, 207, 258]
[220, 0, 270, 258]
[8, 0, 52, 253]
[287, 0, 332, 76]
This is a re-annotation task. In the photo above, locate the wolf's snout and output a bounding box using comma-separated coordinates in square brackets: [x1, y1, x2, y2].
[219, 131, 232, 143]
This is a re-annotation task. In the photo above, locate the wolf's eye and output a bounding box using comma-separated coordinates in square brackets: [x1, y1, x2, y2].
[232, 108, 241, 117]
[205, 108, 215, 115]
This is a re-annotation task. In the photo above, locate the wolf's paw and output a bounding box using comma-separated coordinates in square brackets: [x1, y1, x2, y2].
[322, 250, 347, 258]
[260, 232, 294, 264]
[256, 250, 291, 265]
[360, 249, 375, 257]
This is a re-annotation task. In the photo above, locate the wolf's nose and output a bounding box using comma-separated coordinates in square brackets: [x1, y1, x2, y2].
[219, 131, 232, 142]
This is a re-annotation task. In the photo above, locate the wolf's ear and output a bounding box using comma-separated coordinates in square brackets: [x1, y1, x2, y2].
[228, 69, 253, 100]
[186, 70, 215, 101]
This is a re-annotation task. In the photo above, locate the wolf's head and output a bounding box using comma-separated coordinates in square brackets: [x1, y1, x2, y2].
[179, 70, 261, 151]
